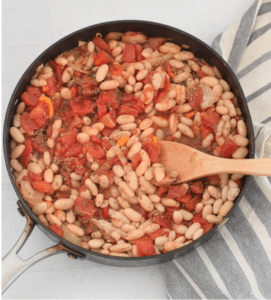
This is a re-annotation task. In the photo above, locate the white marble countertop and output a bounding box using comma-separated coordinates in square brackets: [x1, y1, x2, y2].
[2, 0, 255, 298]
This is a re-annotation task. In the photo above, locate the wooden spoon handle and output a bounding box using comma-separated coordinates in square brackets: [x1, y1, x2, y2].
[206, 157, 271, 177]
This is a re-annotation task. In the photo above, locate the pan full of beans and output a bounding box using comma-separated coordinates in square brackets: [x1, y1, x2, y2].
[2, 20, 254, 292]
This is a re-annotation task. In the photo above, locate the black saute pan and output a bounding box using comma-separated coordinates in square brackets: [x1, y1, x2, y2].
[2, 20, 255, 293]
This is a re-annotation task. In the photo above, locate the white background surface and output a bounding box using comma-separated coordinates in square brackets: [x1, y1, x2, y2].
[2, 0, 255, 299]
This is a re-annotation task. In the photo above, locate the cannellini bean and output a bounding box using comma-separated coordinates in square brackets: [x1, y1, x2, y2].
[119, 181, 135, 198]
[216, 106, 229, 115]
[77, 132, 90, 144]
[227, 187, 240, 201]
[124, 208, 142, 222]
[144, 223, 160, 234]
[168, 113, 178, 134]
[116, 115, 135, 125]
[85, 179, 98, 196]
[177, 123, 194, 138]
[172, 224, 187, 235]
[151, 116, 168, 127]
[202, 204, 213, 219]
[213, 199, 223, 215]
[88, 239, 105, 249]
[27, 162, 42, 174]
[202, 65, 215, 76]
[110, 243, 132, 253]
[10, 144, 25, 159]
[161, 198, 179, 207]
[174, 51, 194, 60]
[54, 198, 74, 210]
[219, 200, 234, 216]
[155, 236, 168, 247]
[100, 80, 119, 90]
[200, 76, 219, 87]
[127, 142, 142, 160]
[62, 66, 74, 83]
[202, 133, 214, 148]
[126, 171, 139, 191]
[66, 210, 76, 224]
[159, 42, 181, 54]
[155, 99, 176, 111]
[205, 214, 223, 224]
[46, 214, 62, 227]
[10, 127, 25, 143]
[193, 228, 204, 240]
[32, 202, 48, 215]
[224, 99, 237, 117]
[232, 147, 248, 159]
[138, 194, 154, 212]
[237, 120, 247, 137]
[195, 202, 204, 214]
[173, 211, 183, 224]
[179, 209, 193, 221]
[17, 102, 25, 114]
[125, 229, 145, 241]
[233, 135, 249, 147]
[44, 169, 54, 183]
[173, 72, 191, 83]
[185, 223, 201, 240]
[139, 176, 155, 194]
[52, 174, 63, 190]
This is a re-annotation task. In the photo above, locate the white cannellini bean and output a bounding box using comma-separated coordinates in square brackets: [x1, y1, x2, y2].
[77, 132, 90, 144]
[213, 199, 223, 215]
[173, 211, 183, 224]
[125, 229, 145, 241]
[85, 179, 98, 196]
[155, 236, 168, 247]
[232, 147, 248, 159]
[100, 80, 119, 90]
[237, 120, 247, 137]
[44, 169, 54, 183]
[177, 123, 194, 138]
[138, 194, 154, 212]
[88, 239, 105, 249]
[205, 214, 223, 224]
[127, 142, 142, 160]
[54, 198, 74, 210]
[95, 194, 104, 208]
[32, 202, 48, 215]
[227, 187, 240, 201]
[52, 174, 63, 190]
[219, 200, 234, 216]
[10, 144, 25, 159]
[126, 171, 139, 191]
[96, 64, 109, 82]
[123, 208, 142, 222]
[116, 115, 135, 125]
[27, 162, 42, 174]
[185, 223, 201, 240]
[179, 209, 193, 221]
[202, 204, 213, 219]
[233, 135, 249, 147]
[193, 228, 204, 240]
[10, 127, 25, 143]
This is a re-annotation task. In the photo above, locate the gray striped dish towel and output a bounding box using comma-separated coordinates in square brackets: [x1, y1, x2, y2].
[161, 0, 271, 299]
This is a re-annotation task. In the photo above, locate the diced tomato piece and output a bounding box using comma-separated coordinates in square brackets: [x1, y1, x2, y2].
[98, 90, 118, 108]
[109, 62, 123, 76]
[201, 124, 213, 139]
[71, 86, 78, 98]
[136, 239, 156, 257]
[101, 206, 110, 219]
[193, 213, 213, 233]
[68, 116, 83, 131]
[49, 223, 64, 237]
[28, 171, 43, 182]
[165, 62, 175, 78]
[44, 76, 58, 96]
[141, 140, 160, 164]
[26, 86, 41, 97]
[74, 196, 98, 223]
[93, 36, 111, 54]
[200, 108, 220, 129]
[118, 105, 139, 117]
[134, 44, 143, 61]
[167, 184, 188, 200]
[155, 76, 171, 103]
[151, 212, 172, 229]
[101, 109, 117, 128]
[80, 78, 99, 96]
[32, 181, 53, 194]
[59, 129, 78, 146]
[144, 37, 166, 50]
[55, 191, 71, 199]
[181, 194, 201, 212]
[89, 135, 101, 144]
[64, 142, 83, 157]
[130, 152, 141, 170]
[206, 174, 221, 185]
[236, 178, 242, 190]
[70, 99, 93, 116]
[220, 138, 239, 158]
[20, 139, 33, 168]
[156, 186, 168, 198]
[87, 144, 105, 159]
[52, 93, 63, 112]
[101, 126, 115, 137]
[50, 61, 65, 81]
[190, 181, 204, 194]
[21, 92, 39, 107]
[101, 138, 112, 150]
[122, 44, 136, 63]
[97, 101, 108, 120]
[94, 51, 112, 66]
[186, 86, 203, 108]
[197, 69, 209, 78]
[32, 134, 49, 153]
[148, 228, 169, 240]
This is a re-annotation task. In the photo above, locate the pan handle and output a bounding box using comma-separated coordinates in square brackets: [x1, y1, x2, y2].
[2, 202, 84, 294]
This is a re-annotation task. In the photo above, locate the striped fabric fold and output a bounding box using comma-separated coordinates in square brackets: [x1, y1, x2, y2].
[162, 0, 271, 298]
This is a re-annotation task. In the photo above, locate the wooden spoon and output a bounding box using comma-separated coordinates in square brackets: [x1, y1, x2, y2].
[158, 141, 271, 184]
